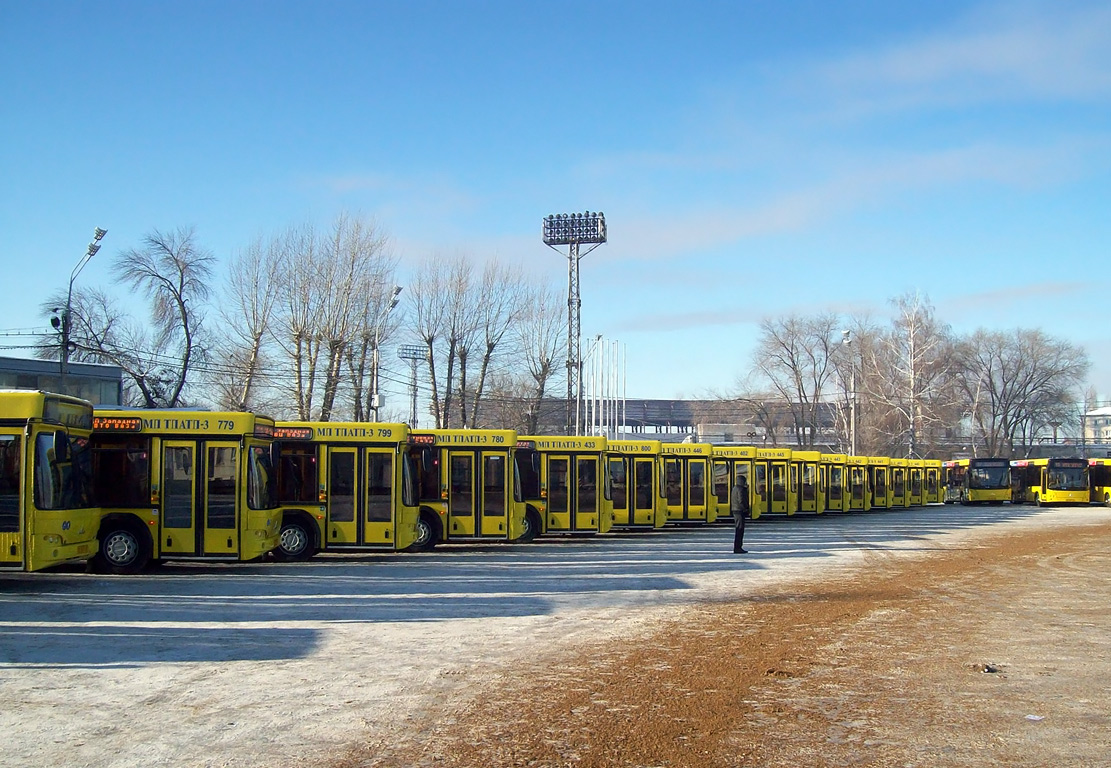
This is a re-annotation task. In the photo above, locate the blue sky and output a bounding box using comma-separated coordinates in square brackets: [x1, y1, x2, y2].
[2, 0, 1110, 410]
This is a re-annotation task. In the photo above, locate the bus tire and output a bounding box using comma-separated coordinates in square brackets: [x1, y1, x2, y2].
[93, 521, 152, 575]
[410, 511, 440, 552]
[519, 507, 542, 543]
[1035, 493, 1043, 507]
[275, 516, 317, 562]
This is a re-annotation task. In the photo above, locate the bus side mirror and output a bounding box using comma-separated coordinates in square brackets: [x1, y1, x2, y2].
[53, 430, 71, 463]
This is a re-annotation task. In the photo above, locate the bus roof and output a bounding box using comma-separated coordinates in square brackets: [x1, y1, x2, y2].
[0, 390, 94, 429]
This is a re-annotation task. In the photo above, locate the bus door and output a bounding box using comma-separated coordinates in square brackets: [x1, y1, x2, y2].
[0, 431, 22, 567]
[448, 451, 478, 536]
[871, 468, 889, 509]
[161, 440, 198, 556]
[891, 468, 906, 507]
[827, 464, 844, 512]
[448, 449, 512, 538]
[908, 468, 923, 506]
[608, 456, 630, 526]
[203, 443, 240, 556]
[752, 462, 768, 518]
[545, 454, 600, 531]
[768, 460, 788, 515]
[480, 451, 510, 536]
[799, 463, 818, 513]
[159, 440, 241, 557]
[364, 449, 397, 545]
[324, 447, 359, 545]
[633, 457, 657, 526]
[848, 466, 869, 511]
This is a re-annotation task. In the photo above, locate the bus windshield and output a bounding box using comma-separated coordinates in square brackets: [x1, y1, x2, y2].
[248, 444, 279, 510]
[1048, 465, 1088, 491]
[34, 431, 94, 510]
[968, 465, 1009, 489]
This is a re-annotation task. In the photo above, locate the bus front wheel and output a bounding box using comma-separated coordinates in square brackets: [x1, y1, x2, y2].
[519, 508, 542, 543]
[1104, 493, 1110, 507]
[1035, 493, 1043, 507]
[275, 518, 317, 561]
[94, 524, 152, 575]
[410, 512, 439, 552]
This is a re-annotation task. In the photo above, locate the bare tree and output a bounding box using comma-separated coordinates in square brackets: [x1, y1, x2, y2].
[212, 236, 280, 410]
[39, 228, 214, 406]
[515, 285, 566, 434]
[957, 328, 1089, 457]
[866, 292, 960, 457]
[459, 261, 527, 428]
[269, 214, 397, 421]
[753, 312, 841, 447]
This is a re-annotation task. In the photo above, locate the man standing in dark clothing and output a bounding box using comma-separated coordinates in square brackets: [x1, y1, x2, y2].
[732, 474, 750, 554]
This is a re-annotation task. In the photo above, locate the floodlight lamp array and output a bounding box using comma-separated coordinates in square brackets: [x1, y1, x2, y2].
[542, 211, 607, 246]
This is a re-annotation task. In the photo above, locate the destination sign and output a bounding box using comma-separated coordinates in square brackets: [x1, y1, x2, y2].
[93, 416, 143, 432]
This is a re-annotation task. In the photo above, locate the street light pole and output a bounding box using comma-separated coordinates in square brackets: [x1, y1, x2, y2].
[370, 285, 402, 423]
[842, 330, 857, 456]
[54, 227, 107, 393]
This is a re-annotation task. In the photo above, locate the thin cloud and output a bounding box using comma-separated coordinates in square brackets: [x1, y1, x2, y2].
[815, 2, 1111, 113]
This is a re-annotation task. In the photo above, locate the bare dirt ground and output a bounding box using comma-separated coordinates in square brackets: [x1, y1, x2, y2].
[352, 519, 1111, 768]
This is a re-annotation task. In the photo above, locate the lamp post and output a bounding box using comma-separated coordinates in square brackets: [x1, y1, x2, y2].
[53, 227, 107, 393]
[842, 330, 857, 456]
[542, 211, 607, 435]
[370, 285, 402, 422]
[397, 344, 424, 427]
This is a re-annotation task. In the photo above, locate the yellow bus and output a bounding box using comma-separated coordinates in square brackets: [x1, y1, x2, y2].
[867, 457, 890, 510]
[846, 456, 871, 512]
[1089, 458, 1111, 506]
[712, 445, 756, 521]
[1011, 458, 1089, 506]
[0, 390, 99, 571]
[272, 422, 420, 560]
[792, 450, 822, 514]
[944, 458, 1011, 505]
[89, 408, 281, 573]
[753, 448, 793, 516]
[661, 442, 718, 523]
[821, 453, 849, 513]
[517, 435, 612, 536]
[606, 439, 669, 529]
[406, 429, 528, 549]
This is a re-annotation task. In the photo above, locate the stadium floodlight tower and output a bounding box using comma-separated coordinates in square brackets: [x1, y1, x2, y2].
[543, 211, 607, 435]
[397, 344, 425, 427]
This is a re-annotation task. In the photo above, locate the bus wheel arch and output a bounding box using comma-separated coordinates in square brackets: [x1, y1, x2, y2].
[520, 505, 542, 543]
[275, 511, 319, 561]
[410, 509, 441, 552]
[93, 515, 153, 575]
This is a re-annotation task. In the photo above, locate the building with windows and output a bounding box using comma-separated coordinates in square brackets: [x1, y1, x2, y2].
[0, 355, 123, 405]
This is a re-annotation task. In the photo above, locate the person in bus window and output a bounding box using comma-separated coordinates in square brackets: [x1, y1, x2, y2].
[731, 474, 750, 554]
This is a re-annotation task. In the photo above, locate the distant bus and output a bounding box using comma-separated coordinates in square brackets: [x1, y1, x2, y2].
[1011, 458, 1089, 507]
[606, 439, 669, 529]
[90, 408, 281, 573]
[272, 422, 420, 560]
[517, 435, 612, 536]
[1089, 459, 1111, 506]
[405, 429, 529, 549]
[943, 458, 1011, 505]
[661, 442, 717, 523]
[0, 390, 99, 571]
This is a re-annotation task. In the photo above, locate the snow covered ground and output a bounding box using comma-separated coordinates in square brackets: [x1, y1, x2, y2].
[2, 503, 1103, 767]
